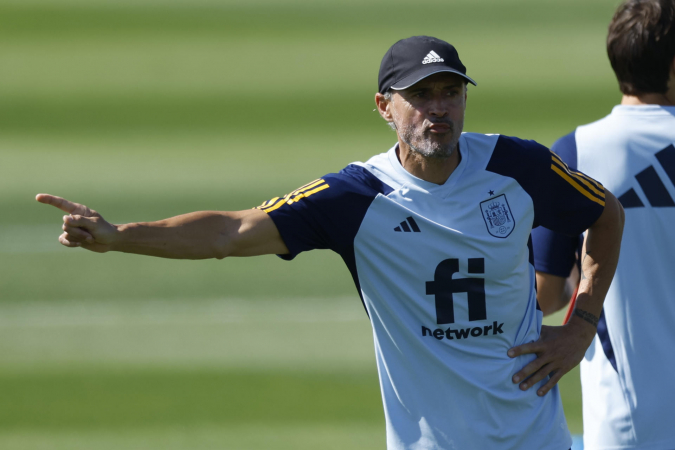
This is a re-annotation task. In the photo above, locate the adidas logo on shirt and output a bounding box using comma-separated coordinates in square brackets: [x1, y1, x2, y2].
[394, 217, 421, 232]
[422, 50, 444, 65]
[618, 144, 675, 208]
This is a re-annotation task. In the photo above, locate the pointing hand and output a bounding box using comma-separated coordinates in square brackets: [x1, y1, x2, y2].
[36, 194, 117, 252]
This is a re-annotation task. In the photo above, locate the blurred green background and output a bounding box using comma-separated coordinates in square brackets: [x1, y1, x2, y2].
[1, 0, 621, 448]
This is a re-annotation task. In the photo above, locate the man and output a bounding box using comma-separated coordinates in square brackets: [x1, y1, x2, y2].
[38, 36, 624, 449]
[532, 1, 675, 449]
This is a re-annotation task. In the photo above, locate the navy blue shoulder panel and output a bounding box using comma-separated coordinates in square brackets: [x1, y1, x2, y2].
[532, 131, 583, 276]
[265, 164, 393, 261]
[262, 164, 393, 312]
[486, 135, 604, 237]
[485, 135, 551, 197]
[550, 130, 578, 170]
[485, 135, 551, 229]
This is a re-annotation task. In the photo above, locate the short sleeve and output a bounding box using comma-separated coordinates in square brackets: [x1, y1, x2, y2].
[486, 135, 605, 237]
[254, 165, 393, 260]
[532, 226, 581, 276]
[531, 131, 584, 275]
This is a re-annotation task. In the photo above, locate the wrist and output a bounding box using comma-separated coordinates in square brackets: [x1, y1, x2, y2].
[572, 308, 599, 328]
[107, 223, 127, 251]
[567, 309, 599, 341]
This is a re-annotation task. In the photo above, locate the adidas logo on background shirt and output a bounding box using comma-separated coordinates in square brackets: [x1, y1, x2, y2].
[422, 50, 444, 65]
[618, 144, 675, 208]
[394, 217, 421, 232]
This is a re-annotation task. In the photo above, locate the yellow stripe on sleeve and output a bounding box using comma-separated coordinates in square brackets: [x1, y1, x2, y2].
[256, 197, 279, 209]
[288, 179, 322, 197]
[551, 165, 605, 206]
[550, 152, 604, 193]
[550, 153, 602, 190]
[290, 179, 326, 197]
[261, 193, 293, 213]
[287, 183, 330, 204]
[549, 153, 599, 189]
[551, 159, 605, 200]
[258, 179, 330, 213]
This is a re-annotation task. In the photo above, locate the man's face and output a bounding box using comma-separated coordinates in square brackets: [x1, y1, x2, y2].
[388, 72, 467, 159]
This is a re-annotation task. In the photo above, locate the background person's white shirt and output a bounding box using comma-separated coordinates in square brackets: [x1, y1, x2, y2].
[533, 105, 675, 450]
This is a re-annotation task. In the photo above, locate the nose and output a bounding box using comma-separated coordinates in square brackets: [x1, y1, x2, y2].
[427, 95, 449, 118]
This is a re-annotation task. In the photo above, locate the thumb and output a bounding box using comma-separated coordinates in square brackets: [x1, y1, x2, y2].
[64, 214, 98, 230]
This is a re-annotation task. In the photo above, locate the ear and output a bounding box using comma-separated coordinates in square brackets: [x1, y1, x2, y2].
[375, 92, 394, 123]
[667, 55, 675, 100]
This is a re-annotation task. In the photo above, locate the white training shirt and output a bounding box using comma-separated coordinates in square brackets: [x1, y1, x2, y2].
[258, 132, 605, 450]
[533, 105, 675, 450]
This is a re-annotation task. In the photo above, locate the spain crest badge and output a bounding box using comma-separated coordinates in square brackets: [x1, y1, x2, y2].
[480, 194, 515, 238]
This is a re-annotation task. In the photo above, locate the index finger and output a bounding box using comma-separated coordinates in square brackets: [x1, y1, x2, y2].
[36, 194, 87, 215]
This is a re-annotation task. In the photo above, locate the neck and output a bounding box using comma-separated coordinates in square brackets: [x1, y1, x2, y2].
[396, 141, 461, 185]
[621, 92, 675, 106]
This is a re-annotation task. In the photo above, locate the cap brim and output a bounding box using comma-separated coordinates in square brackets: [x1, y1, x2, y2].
[390, 68, 477, 90]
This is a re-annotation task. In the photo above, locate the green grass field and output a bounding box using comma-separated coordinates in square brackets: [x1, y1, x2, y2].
[0, 0, 619, 447]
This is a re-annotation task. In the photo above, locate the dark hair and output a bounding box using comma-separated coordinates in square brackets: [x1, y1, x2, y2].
[607, 0, 675, 95]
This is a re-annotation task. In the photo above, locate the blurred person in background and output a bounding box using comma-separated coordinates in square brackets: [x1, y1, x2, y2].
[532, 0, 675, 449]
[37, 36, 624, 450]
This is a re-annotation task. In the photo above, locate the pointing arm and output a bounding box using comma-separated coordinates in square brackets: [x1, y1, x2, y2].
[36, 193, 289, 259]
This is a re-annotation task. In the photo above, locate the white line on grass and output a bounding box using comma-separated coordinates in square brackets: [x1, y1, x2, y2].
[0, 297, 376, 372]
[0, 297, 366, 327]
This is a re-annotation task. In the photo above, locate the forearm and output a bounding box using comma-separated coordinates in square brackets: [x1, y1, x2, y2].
[572, 192, 624, 327]
[38, 194, 288, 257]
[111, 211, 247, 259]
[509, 192, 624, 396]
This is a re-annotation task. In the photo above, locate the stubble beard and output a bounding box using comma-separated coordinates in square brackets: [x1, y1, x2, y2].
[396, 119, 463, 159]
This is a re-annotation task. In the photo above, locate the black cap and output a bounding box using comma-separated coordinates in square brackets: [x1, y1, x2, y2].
[378, 36, 476, 94]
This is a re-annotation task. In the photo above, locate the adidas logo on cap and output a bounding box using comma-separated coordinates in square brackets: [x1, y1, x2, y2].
[422, 50, 444, 65]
